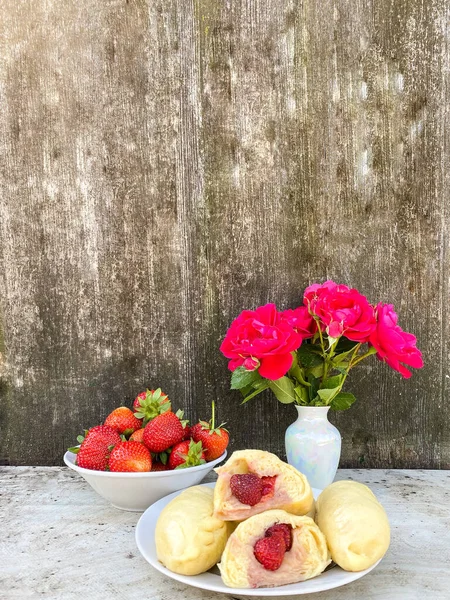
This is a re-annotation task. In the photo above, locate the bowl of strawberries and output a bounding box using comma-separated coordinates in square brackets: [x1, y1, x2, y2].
[64, 390, 229, 511]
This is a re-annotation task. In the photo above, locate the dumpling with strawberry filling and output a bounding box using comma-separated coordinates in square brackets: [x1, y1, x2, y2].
[213, 450, 314, 521]
[219, 509, 330, 588]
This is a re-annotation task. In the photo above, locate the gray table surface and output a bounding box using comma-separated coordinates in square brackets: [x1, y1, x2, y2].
[1, 467, 449, 600]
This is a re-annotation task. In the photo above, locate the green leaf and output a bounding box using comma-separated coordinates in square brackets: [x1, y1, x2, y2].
[331, 392, 357, 410]
[288, 362, 311, 387]
[297, 344, 323, 368]
[307, 374, 320, 401]
[241, 382, 270, 404]
[76, 435, 85, 444]
[67, 446, 80, 454]
[268, 377, 296, 404]
[317, 387, 340, 403]
[231, 367, 261, 390]
[335, 338, 359, 353]
[308, 363, 324, 378]
[160, 452, 168, 465]
[321, 375, 343, 389]
[294, 385, 309, 405]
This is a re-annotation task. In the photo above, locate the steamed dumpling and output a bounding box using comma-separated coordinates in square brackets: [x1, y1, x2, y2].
[219, 509, 330, 588]
[315, 480, 390, 571]
[214, 450, 314, 521]
[155, 486, 231, 575]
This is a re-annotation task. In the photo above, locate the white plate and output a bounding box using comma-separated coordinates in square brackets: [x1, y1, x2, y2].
[135, 482, 381, 596]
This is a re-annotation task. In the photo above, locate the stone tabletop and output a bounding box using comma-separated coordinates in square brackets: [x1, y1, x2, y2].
[1, 467, 449, 600]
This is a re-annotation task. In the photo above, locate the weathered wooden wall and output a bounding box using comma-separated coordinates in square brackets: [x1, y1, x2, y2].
[0, 0, 449, 467]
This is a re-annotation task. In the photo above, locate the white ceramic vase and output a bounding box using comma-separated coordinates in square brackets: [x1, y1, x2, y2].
[285, 405, 341, 490]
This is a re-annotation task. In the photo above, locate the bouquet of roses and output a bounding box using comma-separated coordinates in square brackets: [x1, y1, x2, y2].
[220, 281, 423, 410]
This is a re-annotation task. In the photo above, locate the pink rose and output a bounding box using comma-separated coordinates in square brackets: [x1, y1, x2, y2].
[220, 304, 303, 380]
[281, 306, 316, 338]
[369, 303, 423, 378]
[304, 280, 376, 342]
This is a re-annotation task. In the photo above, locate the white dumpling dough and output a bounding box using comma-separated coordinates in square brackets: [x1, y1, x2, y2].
[155, 485, 231, 575]
[315, 480, 390, 571]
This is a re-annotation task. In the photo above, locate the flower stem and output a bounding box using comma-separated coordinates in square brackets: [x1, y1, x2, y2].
[349, 345, 377, 368]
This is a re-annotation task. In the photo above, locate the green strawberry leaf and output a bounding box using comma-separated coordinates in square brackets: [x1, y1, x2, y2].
[67, 446, 80, 454]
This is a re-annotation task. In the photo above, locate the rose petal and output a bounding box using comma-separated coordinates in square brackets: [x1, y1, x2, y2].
[258, 353, 294, 380]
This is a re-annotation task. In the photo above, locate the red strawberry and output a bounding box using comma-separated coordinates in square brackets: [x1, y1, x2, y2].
[143, 411, 184, 453]
[230, 473, 263, 506]
[105, 407, 142, 435]
[254, 534, 286, 571]
[129, 428, 145, 443]
[133, 388, 171, 424]
[74, 425, 121, 471]
[108, 441, 152, 472]
[261, 475, 277, 498]
[168, 440, 206, 470]
[265, 523, 293, 551]
[182, 424, 191, 441]
[68, 424, 119, 452]
[191, 401, 229, 461]
[151, 462, 170, 472]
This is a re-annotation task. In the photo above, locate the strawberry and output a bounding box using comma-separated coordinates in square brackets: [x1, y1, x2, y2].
[168, 439, 206, 470]
[105, 407, 142, 435]
[133, 388, 171, 424]
[254, 534, 286, 571]
[68, 424, 118, 452]
[129, 428, 145, 443]
[175, 409, 191, 440]
[108, 441, 152, 472]
[191, 401, 229, 461]
[143, 411, 184, 453]
[230, 473, 263, 506]
[261, 475, 277, 499]
[265, 523, 293, 551]
[74, 425, 121, 471]
[151, 462, 170, 472]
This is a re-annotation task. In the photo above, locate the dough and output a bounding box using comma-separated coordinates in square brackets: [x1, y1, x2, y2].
[155, 485, 231, 575]
[315, 480, 390, 571]
[219, 509, 330, 588]
[214, 449, 314, 521]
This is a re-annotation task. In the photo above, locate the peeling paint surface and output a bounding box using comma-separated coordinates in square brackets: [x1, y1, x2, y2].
[0, 0, 449, 466]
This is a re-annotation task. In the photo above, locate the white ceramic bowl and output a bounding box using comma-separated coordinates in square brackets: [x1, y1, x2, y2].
[63, 450, 227, 511]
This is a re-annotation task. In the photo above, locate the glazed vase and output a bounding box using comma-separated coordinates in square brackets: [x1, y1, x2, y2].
[285, 405, 341, 490]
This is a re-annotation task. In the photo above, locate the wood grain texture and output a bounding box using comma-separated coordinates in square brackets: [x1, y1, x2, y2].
[0, 0, 448, 467]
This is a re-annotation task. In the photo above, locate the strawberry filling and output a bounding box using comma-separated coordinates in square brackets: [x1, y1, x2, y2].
[253, 523, 293, 571]
[229, 473, 278, 506]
